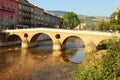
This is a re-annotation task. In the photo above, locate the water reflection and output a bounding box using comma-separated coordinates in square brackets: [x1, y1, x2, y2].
[65, 37, 85, 63]
[0, 48, 21, 71]
[0, 39, 85, 72]
[52, 49, 85, 63]
[69, 50, 85, 63]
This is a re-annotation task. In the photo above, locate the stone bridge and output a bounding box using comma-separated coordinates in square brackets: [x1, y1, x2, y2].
[2, 28, 120, 51]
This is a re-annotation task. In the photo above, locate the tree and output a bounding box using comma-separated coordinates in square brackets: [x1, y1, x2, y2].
[110, 11, 120, 31]
[117, 11, 120, 24]
[110, 24, 120, 31]
[110, 12, 117, 24]
[96, 11, 120, 32]
[62, 12, 80, 29]
[96, 20, 110, 31]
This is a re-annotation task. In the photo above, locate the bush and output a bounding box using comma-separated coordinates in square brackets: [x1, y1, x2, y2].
[73, 39, 120, 80]
[102, 40, 120, 80]
[73, 66, 103, 80]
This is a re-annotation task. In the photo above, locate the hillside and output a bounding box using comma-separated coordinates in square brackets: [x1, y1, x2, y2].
[48, 10, 66, 16]
[49, 10, 109, 30]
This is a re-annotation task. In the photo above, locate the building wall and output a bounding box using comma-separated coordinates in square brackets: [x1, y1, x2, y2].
[44, 11, 63, 28]
[16, 0, 34, 28]
[0, 0, 63, 29]
[0, 0, 18, 29]
[34, 6, 44, 27]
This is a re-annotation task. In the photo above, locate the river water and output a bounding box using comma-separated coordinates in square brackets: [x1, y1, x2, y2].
[0, 39, 85, 79]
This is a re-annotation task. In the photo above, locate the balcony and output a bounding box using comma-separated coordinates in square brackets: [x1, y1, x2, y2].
[23, 15, 31, 18]
[19, 7, 32, 13]
[19, 14, 31, 19]
[0, 6, 15, 13]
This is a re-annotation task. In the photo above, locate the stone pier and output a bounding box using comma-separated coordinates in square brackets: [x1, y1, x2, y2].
[53, 40, 62, 51]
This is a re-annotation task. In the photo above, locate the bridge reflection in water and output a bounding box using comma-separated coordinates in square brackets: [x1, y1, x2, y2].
[0, 37, 85, 72]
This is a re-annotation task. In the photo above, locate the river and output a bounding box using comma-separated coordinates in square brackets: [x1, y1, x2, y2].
[0, 38, 85, 80]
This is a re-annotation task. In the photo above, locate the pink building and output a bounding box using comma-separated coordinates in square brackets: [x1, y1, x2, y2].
[0, 0, 18, 29]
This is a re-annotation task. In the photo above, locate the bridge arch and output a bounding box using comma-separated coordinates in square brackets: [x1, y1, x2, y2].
[6, 34, 22, 46]
[7, 34, 22, 42]
[29, 33, 53, 47]
[61, 35, 85, 50]
[96, 39, 112, 50]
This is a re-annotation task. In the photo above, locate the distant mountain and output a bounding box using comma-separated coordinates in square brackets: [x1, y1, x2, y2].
[49, 10, 109, 19]
[49, 10, 109, 30]
[48, 10, 66, 16]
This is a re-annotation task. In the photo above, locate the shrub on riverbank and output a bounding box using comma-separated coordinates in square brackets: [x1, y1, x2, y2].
[73, 39, 120, 80]
[102, 40, 120, 80]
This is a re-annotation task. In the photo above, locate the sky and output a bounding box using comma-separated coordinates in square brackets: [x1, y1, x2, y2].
[28, 0, 120, 17]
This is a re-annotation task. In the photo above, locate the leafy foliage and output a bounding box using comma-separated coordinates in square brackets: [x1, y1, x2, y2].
[110, 11, 120, 31]
[110, 24, 120, 31]
[102, 39, 120, 80]
[73, 39, 120, 80]
[62, 12, 80, 29]
[96, 11, 120, 31]
[97, 39, 112, 50]
[118, 11, 120, 24]
[110, 12, 118, 24]
[74, 66, 103, 80]
[96, 21, 110, 31]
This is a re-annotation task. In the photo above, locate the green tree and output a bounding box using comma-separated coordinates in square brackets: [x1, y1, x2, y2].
[62, 12, 80, 29]
[110, 24, 120, 31]
[96, 20, 110, 31]
[110, 12, 118, 24]
[117, 11, 120, 24]
[110, 11, 120, 24]
[110, 11, 120, 31]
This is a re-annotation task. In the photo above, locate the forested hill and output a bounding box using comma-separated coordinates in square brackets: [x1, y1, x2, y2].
[49, 10, 109, 30]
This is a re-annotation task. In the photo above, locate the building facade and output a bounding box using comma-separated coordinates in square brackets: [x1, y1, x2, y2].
[0, 0, 63, 29]
[34, 6, 44, 27]
[0, 0, 18, 30]
[16, 0, 34, 28]
[44, 11, 63, 28]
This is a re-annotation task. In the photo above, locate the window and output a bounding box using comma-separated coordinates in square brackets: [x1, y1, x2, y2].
[19, 4, 21, 9]
[1, 2, 3, 7]
[0, 2, 1, 7]
[11, 15, 13, 19]
[6, 3, 8, 8]
[14, 15, 16, 19]
[31, 8, 33, 12]
[6, 14, 8, 19]
[14, 5, 16, 10]
[10, 4, 12, 8]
